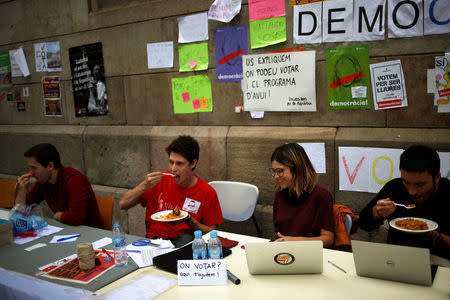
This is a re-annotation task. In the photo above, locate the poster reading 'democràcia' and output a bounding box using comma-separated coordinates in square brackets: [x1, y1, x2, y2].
[326, 44, 371, 110]
[69, 43, 108, 116]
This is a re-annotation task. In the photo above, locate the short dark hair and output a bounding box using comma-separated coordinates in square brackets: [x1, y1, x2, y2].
[166, 135, 199, 169]
[24, 143, 61, 169]
[400, 145, 440, 177]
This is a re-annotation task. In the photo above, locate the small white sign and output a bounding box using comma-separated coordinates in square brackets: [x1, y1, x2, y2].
[351, 86, 367, 99]
[177, 259, 227, 286]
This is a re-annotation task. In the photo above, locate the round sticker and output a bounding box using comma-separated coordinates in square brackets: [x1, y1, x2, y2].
[274, 253, 295, 265]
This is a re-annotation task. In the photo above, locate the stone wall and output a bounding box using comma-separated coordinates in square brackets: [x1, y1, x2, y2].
[0, 1, 449, 238]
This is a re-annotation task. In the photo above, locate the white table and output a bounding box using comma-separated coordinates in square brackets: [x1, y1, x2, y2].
[97, 231, 450, 300]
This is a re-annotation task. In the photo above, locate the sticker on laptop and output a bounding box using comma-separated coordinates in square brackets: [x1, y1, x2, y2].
[274, 253, 295, 265]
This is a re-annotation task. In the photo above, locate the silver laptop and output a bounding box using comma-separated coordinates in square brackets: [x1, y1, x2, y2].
[352, 240, 433, 286]
[245, 241, 323, 275]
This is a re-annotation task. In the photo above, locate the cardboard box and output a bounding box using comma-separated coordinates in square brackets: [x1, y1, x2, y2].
[0, 219, 13, 246]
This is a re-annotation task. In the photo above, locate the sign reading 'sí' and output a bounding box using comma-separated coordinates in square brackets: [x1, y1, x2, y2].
[242, 51, 316, 112]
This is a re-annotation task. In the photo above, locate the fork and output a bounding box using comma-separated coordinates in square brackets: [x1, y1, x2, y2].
[394, 203, 415, 209]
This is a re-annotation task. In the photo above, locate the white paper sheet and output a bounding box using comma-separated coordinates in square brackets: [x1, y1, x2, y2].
[104, 273, 176, 300]
[299, 142, 326, 174]
[10, 48, 30, 77]
[424, 0, 450, 36]
[293, 2, 322, 44]
[147, 41, 173, 69]
[178, 12, 209, 43]
[13, 225, 63, 245]
[24, 243, 46, 252]
[323, 0, 353, 43]
[0, 210, 10, 220]
[126, 239, 175, 268]
[208, 0, 241, 23]
[388, 0, 423, 39]
[92, 237, 112, 249]
[353, 0, 386, 41]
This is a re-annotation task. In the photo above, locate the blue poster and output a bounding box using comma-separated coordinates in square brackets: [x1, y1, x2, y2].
[214, 25, 247, 82]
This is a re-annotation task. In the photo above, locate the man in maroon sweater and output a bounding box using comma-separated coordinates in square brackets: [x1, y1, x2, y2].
[15, 143, 101, 227]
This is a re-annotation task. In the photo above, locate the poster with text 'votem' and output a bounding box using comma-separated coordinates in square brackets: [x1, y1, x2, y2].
[171, 75, 213, 114]
[326, 44, 371, 110]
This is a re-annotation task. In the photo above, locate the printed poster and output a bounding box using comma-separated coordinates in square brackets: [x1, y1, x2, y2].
[42, 76, 63, 117]
[0, 51, 11, 89]
[34, 42, 62, 72]
[208, 0, 241, 23]
[171, 75, 213, 114]
[178, 43, 209, 72]
[69, 42, 108, 116]
[326, 44, 371, 110]
[214, 25, 247, 82]
[42, 250, 115, 284]
[370, 60, 408, 110]
[250, 16, 287, 49]
[242, 51, 316, 111]
[249, 0, 285, 21]
[9, 48, 30, 77]
[147, 41, 174, 69]
[435, 56, 450, 106]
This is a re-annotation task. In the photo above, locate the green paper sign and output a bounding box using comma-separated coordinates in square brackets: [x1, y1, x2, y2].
[326, 44, 371, 110]
[250, 16, 287, 49]
[0, 51, 11, 89]
[171, 75, 213, 114]
[179, 43, 209, 72]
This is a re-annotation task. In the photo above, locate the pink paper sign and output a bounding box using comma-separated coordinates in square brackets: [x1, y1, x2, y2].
[192, 99, 201, 109]
[182, 92, 190, 102]
[190, 60, 197, 69]
[249, 0, 285, 21]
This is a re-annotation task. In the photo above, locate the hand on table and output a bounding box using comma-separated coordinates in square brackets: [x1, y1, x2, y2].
[275, 232, 295, 242]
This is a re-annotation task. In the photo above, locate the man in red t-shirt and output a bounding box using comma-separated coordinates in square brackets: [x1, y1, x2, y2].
[120, 135, 223, 247]
[15, 143, 100, 227]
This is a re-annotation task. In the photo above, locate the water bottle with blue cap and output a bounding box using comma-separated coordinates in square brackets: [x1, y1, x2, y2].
[112, 222, 128, 267]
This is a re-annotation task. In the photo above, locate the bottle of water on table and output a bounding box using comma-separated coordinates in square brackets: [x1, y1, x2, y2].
[112, 222, 128, 267]
[192, 230, 207, 259]
[208, 230, 223, 259]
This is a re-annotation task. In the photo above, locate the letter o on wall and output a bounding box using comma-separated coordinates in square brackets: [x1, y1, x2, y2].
[393, 0, 419, 29]
[372, 156, 394, 185]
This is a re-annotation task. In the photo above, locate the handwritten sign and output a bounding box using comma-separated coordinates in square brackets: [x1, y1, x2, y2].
[177, 259, 227, 286]
[249, 0, 285, 21]
[242, 51, 316, 111]
[208, 0, 241, 23]
[171, 75, 213, 114]
[146, 41, 173, 69]
[179, 43, 208, 72]
[178, 12, 209, 43]
[249, 16, 287, 49]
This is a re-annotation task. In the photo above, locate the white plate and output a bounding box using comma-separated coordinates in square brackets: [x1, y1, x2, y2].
[151, 210, 188, 222]
[389, 217, 438, 233]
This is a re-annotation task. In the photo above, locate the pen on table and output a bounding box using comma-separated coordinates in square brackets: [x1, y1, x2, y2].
[328, 260, 347, 273]
[126, 250, 141, 253]
[56, 234, 80, 242]
[227, 270, 241, 285]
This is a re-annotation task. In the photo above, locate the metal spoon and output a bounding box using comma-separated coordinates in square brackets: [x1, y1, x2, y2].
[394, 203, 415, 209]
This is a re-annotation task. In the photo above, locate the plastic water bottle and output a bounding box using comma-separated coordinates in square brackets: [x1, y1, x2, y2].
[208, 231, 223, 259]
[112, 222, 128, 267]
[192, 230, 207, 259]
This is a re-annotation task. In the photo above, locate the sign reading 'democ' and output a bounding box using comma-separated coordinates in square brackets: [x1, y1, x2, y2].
[242, 51, 316, 112]
[177, 259, 227, 286]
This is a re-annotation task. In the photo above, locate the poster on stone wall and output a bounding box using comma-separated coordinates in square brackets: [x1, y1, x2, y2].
[42, 76, 63, 117]
[69, 42, 108, 117]
[326, 44, 371, 110]
[242, 51, 316, 111]
[435, 55, 450, 113]
[34, 42, 62, 72]
[0, 51, 11, 90]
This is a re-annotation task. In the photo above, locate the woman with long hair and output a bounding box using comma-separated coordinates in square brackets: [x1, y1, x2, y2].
[270, 143, 335, 247]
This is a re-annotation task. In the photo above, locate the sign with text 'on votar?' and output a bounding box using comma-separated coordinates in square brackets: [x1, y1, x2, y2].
[242, 51, 316, 112]
[177, 259, 227, 286]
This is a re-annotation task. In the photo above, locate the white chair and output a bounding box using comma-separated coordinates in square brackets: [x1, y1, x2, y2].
[209, 181, 262, 237]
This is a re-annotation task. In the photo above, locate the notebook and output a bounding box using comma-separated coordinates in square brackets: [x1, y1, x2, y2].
[351, 240, 434, 286]
[245, 241, 323, 275]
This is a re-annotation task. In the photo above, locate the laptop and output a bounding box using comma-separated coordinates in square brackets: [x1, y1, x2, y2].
[245, 241, 323, 275]
[351, 240, 434, 286]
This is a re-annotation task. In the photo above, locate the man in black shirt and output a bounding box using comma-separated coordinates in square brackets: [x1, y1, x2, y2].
[359, 145, 450, 259]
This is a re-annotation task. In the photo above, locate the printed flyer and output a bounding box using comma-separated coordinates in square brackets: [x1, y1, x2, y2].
[370, 60, 407, 110]
[326, 44, 371, 110]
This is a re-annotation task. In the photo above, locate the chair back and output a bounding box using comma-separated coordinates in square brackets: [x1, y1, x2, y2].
[0, 179, 17, 208]
[344, 214, 353, 237]
[208, 181, 259, 222]
[95, 195, 114, 230]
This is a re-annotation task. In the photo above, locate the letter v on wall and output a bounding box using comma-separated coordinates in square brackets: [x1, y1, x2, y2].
[342, 156, 365, 184]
